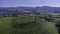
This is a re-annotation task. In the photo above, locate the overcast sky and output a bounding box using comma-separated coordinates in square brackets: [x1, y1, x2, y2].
[0, 0, 60, 7]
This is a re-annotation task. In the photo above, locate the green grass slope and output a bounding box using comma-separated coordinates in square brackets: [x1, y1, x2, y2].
[0, 16, 58, 34]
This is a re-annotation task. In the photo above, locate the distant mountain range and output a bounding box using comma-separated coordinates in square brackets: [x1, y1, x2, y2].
[0, 6, 60, 13]
[17, 6, 60, 11]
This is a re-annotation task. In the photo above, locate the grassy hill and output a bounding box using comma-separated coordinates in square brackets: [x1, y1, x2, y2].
[0, 16, 58, 34]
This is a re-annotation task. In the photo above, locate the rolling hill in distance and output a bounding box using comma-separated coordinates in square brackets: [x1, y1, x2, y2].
[0, 6, 60, 15]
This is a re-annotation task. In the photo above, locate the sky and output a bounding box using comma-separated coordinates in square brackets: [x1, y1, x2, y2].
[0, 0, 60, 7]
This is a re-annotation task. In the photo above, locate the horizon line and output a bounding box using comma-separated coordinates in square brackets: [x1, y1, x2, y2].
[0, 6, 60, 7]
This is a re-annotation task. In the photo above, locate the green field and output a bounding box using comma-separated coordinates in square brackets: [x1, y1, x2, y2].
[0, 16, 58, 34]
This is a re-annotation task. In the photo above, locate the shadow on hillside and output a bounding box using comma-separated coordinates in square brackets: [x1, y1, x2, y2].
[11, 21, 41, 34]
[55, 21, 60, 34]
[12, 21, 40, 29]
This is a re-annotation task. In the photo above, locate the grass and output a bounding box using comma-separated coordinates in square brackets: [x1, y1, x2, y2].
[0, 16, 58, 34]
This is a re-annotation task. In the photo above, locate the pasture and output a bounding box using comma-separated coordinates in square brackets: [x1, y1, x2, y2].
[0, 16, 58, 34]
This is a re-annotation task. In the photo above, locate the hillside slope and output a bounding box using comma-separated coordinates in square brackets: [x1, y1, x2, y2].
[0, 16, 58, 34]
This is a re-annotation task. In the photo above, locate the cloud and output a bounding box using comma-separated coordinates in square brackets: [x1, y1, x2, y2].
[0, 0, 60, 7]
